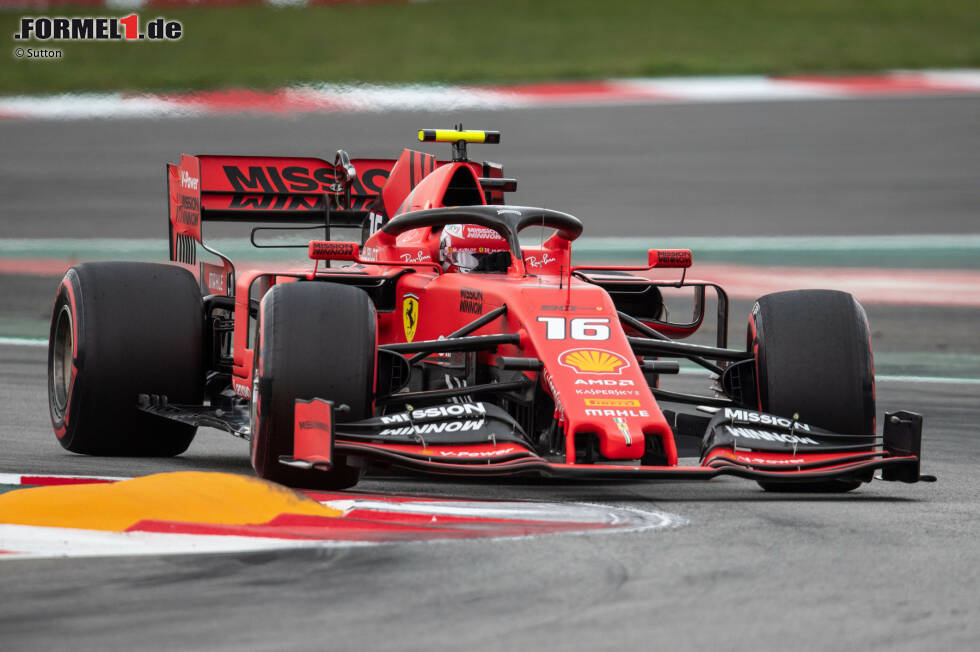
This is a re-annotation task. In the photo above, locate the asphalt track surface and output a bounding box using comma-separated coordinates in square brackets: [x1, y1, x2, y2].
[2, 96, 979, 238]
[1, 97, 979, 650]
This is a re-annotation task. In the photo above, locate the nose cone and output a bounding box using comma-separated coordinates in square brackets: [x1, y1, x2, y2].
[516, 284, 675, 464]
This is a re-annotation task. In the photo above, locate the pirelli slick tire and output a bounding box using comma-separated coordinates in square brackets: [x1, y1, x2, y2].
[48, 262, 203, 456]
[748, 289, 875, 493]
[250, 281, 374, 490]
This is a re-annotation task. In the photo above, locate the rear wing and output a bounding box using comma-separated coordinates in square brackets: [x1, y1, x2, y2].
[167, 129, 515, 293]
[167, 152, 508, 265]
[167, 152, 395, 265]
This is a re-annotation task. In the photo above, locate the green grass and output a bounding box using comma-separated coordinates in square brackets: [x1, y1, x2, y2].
[3, 0, 978, 94]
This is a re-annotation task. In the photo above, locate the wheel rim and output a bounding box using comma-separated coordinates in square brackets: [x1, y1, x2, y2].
[51, 304, 73, 420]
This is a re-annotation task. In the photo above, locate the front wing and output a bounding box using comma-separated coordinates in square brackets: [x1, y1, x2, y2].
[286, 400, 931, 486]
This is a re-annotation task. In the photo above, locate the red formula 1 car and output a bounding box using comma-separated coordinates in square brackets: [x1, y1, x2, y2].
[47, 128, 931, 492]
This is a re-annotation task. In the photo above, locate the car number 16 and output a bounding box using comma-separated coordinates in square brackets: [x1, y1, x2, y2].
[537, 316, 610, 341]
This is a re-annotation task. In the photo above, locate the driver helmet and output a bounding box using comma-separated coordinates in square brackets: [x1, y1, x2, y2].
[439, 224, 511, 273]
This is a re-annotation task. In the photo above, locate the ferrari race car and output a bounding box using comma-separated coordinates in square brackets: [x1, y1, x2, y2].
[47, 128, 931, 493]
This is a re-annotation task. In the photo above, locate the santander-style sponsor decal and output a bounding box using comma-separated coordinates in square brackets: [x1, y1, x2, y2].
[559, 348, 630, 374]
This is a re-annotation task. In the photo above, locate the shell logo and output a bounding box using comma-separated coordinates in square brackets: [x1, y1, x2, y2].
[558, 348, 630, 374]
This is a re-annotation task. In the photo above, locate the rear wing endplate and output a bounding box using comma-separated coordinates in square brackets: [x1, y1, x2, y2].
[167, 153, 396, 265]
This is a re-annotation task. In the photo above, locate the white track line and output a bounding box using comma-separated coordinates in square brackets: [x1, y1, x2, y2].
[0, 338, 46, 347]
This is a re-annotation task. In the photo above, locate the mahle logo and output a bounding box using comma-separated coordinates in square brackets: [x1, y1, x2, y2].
[559, 348, 629, 374]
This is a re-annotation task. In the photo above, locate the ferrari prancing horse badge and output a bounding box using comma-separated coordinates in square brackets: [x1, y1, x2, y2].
[402, 293, 419, 342]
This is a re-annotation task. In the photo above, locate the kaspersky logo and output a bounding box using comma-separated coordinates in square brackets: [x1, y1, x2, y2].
[558, 348, 630, 374]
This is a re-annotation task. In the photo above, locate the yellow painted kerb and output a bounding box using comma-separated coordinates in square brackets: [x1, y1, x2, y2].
[0, 472, 341, 531]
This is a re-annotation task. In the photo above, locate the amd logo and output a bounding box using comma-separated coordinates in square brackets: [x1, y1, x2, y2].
[574, 379, 635, 387]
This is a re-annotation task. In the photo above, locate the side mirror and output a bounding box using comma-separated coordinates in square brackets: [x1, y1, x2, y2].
[648, 249, 692, 268]
[309, 241, 360, 262]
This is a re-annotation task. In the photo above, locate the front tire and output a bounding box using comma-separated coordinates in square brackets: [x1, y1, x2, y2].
[250, 281, 375, 490]
[749, 289, 875, 492]
[48, 262, 204, 456]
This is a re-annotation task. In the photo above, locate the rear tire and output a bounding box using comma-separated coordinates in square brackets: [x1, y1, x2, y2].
[749, 290, 875, 493]
[48, 262, 203, 456]
[250, 281, 375, 490]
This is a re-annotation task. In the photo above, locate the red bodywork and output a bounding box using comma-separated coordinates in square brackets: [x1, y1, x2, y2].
[164, 138, 925, 487]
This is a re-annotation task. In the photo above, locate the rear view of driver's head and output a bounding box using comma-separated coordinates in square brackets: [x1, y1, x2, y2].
[439, 224, 510, 273]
